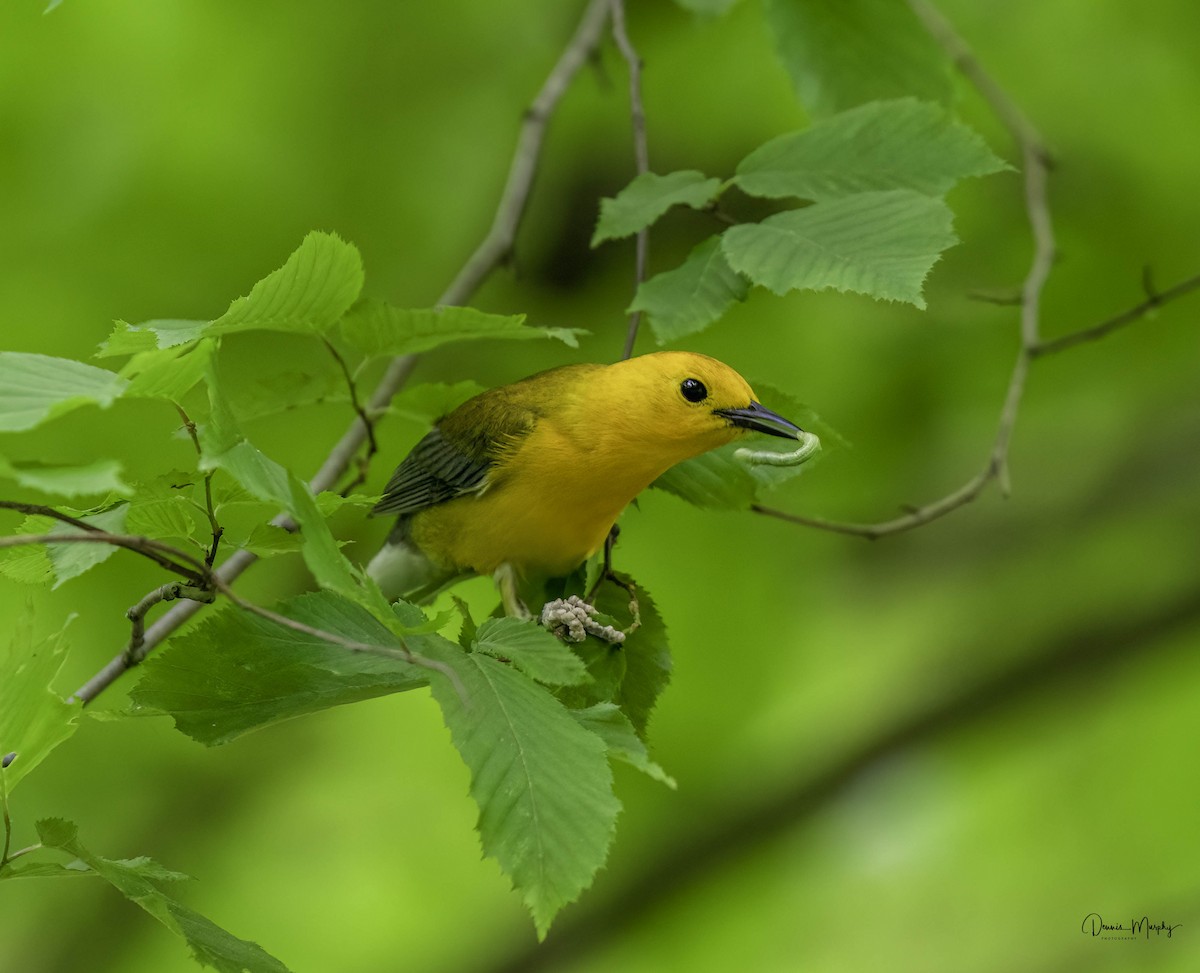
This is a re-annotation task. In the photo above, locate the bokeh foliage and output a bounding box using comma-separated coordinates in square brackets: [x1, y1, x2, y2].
[1, 0, 1198, 971]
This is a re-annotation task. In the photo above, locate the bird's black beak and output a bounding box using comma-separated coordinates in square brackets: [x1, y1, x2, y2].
[714, 401, 804, 440]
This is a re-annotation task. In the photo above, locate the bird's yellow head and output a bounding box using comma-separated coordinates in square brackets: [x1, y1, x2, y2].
[588, 351, 803, 468]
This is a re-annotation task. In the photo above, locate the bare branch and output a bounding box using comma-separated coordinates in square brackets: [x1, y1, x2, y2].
[71, 0, 613, 704]
[0, 514, 209, 584]
[1032, 271, 1200, 358]
[173, 404, 223, 565]
[322, 337, 378, 496]
[610, 0, 650, 360]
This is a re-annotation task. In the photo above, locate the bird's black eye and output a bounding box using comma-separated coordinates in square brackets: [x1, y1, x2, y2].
[680, 378, 708, 403]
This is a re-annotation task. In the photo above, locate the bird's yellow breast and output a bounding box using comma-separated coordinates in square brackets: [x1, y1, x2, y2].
[407, 408, 726, 579]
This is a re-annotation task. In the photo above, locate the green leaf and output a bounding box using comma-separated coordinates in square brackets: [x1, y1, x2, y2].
[0, 457, 131, 498]
[387, 381, 486, 424]
[425, 641, 620, 938]
[592, 170, 725, 245]
[0, 859, 94, 880]
[473, 617, 591, 686]
[653, 445, 759, 510]
[0, 353, 127, 432]
[735, 98, 1010, 201]
[593, 578, 670, 740]
[571, 703, 676, 788]
[35, 819, 292, 973]
[763, 0, 951, 117]
[0, 542, 53, 585]
[336, 301, 583, 360]
[0, 615, 80, 792]
[96, 320, 208, 357]
[551, 577, 671, 741]
[120, 340, 215, 401]
[129, 592, 430, 745]
[125, 495, 199, 546]
[240, 522, 305, 557]
[200, 361, 362, 603]
[46, 505, 129, 588]
[207, 231, 364, 338]
[721, 190, 957, 308]
[629, 237, 750, 344]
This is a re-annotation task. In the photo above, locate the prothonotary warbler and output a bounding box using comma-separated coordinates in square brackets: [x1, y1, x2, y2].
[366, 350, 805, 617]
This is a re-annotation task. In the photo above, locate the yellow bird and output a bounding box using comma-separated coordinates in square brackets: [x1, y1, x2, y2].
[367, 350, 804, 616]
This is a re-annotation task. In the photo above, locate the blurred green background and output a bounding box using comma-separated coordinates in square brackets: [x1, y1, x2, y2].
[2, 0, 1198, 971]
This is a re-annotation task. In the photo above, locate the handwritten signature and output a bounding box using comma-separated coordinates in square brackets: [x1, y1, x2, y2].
[1082, 913, 1181, 939]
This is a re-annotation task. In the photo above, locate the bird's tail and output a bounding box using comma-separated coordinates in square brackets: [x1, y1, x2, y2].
[366, 532, 460, 604]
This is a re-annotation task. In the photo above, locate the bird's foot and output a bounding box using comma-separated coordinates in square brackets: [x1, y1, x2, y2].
[539, 595, 625, 645]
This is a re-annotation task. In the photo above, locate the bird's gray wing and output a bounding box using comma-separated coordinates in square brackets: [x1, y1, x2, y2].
[371, 426, 493, 517]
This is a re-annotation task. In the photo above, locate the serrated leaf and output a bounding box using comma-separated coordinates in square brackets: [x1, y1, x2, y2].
[240, 522, 304, 557]
[571, 703, 676, 788]
[0, 457, 131, 498]
[592, 170, 725, 246]
[96, 320, 208, 357]
[0, 543, 53, 585]
[764, 0, 951, 117]
[630, 236, 750, 344]
[125, 496, 199, 545]
[653, 446, 759, 510]
[207, 231, 363, 338]
[387, 381, 486, 424]
[200, 360, 362, 603]
[0, 353, 127, 432]
[36, 819, 292, 973]
[0, 615, 80, 792]
[735, 98, 1010, 201]
[473, 617, 591, 686]
[552, 577, 671, 741]
[129, 592, 430, 745]
[0, 859, 93, 880]
[336, 301, 583, 360]
[721, 190, 956, 308]
[120, 340, 215, 401]
[593, 578, 670, 739]
[425, 641, 619, 939]
[46, 505, 128, 588]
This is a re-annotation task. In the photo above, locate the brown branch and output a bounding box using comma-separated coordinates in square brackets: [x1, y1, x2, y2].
[70, 0, 613, 705]
[0, 507, 209, 584]
[322, 337, 379, 496]
[173, 404, 223, 566]
[610, 0, 650, 360]
[1031, 271, 1200, 358]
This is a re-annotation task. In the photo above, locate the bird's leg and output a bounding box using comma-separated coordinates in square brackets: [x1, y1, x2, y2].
[574, 524, 640, 637]
[494, 563, 531, 620]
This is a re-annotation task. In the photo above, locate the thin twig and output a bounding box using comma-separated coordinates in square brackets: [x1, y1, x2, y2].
[124, 583, 215, 666]
[1031, 271, 1200, 358]
[611, 0, 650, 360]
[322, 338, 379, 496]
[70, 0, 613, 705]
[0, 520, 208, 585]
[173, 405, 223, 565]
